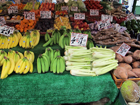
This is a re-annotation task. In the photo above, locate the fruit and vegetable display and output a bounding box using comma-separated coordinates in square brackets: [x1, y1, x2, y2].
[39, 3, 55, 11]
[72, 20, 89, 30]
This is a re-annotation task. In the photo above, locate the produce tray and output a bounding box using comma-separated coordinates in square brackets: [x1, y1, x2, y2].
[111, 72, 140, 89]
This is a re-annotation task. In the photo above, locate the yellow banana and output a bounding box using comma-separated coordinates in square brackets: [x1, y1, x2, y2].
[23, 60, 30, 74]
[18, 52, 24, 59]
[19, 60, 26, 74]
[0, 57, 5, 66]
[30, 51, 35, 63]
[29, 61, 33, 73]
[1, 58, 11, 79]
[7, 36, 13, 49]
[8, 58, 15, 75]
[15, 59, 24, 73]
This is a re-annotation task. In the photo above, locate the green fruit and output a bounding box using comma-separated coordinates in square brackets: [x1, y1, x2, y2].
[121, 80, 140, 102]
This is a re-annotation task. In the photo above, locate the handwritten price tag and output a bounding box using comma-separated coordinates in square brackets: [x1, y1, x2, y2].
[127, 13, 136, 21]
[0, 25, 15, 36]
[98, 19, 111, 30]
[90, 9, 99, 16]
[61, 6, 68, 11]
[70, 32, 88, 47]
[15, 0, 21, 4]
[74, 13, 85, 20]
[71, 7, 78, 11]
[116, 43, 131, 57]
[8, 6, 18, 14]
[101, 14, 113, 22]
[24, 12, 35, 20]
[40, 11, 51, 19]
[0, 17, 6, 26]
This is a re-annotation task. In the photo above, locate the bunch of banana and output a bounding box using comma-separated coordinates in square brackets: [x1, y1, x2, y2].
[0, 50, 7, 66]
[30, 30, 40, 46]
[45, 32, 50, 42]
[23, 2, 33, 10]
[13, 31, 22, 41]
[52, 29, 61, 44]
[15, 57, 33, 74]
[54, 49, 61, 59]
[0, 33, 19, 49]
[83, 30, 92, 39]
[43, 37, 54, 47]
[59, 34, 70, 49]
[86, 39, 94, 49]
[8, 50, 24, 64]
[34, 2, 40, 10]
[50, 56, 65, 74]
[24, 51, 35, 63]
[45, 47, 54, 62]
[1, 57, 15, 79]
[37, 54, 50, 73]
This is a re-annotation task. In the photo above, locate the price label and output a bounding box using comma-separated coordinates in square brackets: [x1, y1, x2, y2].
[0, 0, 5, 3]
[15, 0, 20, 4]
[8, 6, 18, 14]
[61, 6, 68, 11]
[98, 19, 111, 30]
[0, 17, 6, 26]
[74, 13, 85, 20]
[40, 11, 51, 19]
[70, 32, 88, 47]
[71, 7, 78, 11]
[101, 14, 113, 22]
[116, 43, 131, 57]
[24, 12, 35, 20]
[0, 25, 15, 36]
[127, 13, 136, 21]
[90, 9, 99, 16]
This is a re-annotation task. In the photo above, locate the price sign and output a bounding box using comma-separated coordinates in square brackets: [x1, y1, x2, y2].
[61, 6, 68, 11]
[98, 19, 111, 30]
[0, 25, 14, 36]
[74, 13, 85, 20]
[90, 9, 99, 16]
[0, 17, 6, 26]
[70, 32, 88, 47]
[127, 13, 136, 21]
[8, 6, 18, 14]
[101, 14, 113, 22]
[15, 0, 20, 4]
[40, 11, 51, 19]
[24, 12, 35, 20]
[116, 43, 131, 57]
[71, 7, 78, 11]
[0, 0, 5, 3]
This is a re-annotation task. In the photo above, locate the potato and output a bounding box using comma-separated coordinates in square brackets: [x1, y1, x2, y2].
[132, 61, 140, 68]
[127, 70, 138, 78]
[119, 63, 132, 71]
[116, 54, 124, 63]
[133, 50, 140, 60]
[132, 68, 140, 77]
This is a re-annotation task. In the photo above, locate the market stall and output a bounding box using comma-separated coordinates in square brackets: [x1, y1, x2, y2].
[0, 0, 140, 105]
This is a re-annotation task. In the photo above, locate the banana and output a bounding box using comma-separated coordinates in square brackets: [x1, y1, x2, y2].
[33, 30, 40, 46]
[8, 58, 15, 75]
[1, 58, 11, 79]
[59, 57, 66, 73]
[22, 36, 27, 48]
[42, 55, 49, 72]
[43, 37, 54, 47]
[23, 60, 30, 74]
[57, 57, 60, 74]
[18, 52, 24, 59]
[54, 49, 60, 59]
[29, 61, 33, 73]
[30, 51, 35, 63]
[17, 31, 22, 40]
[37, 57, 42, 73]
[45, 32, 50, 41]
[0, 57, 6, 66]
[59, 35, 65, 48]
[8, 50, 15, 59]
[14, 52, 20, 64]
[52, 58, 57, 73]
[7, 36, 13, 49]
[19, 60, 26, 74]
[25, 37, 30, 48]
[40, 57, 45, 73]
[15, 59, 24, 73]
[29, 36, 34, 48]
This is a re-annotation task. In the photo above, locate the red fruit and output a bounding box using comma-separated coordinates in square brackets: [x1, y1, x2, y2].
[74, 25, 79, 29]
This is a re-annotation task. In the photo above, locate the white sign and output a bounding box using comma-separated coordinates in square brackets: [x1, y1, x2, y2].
[71, 7, 78, 11]
[0, 25, 15, 36]
[101, 14, 113, 22]
[15, 0, 20, 4]
[74, 13, 85, 20]
[90, 9, 99, 16]
[70, 32, 88, 47]
[61, 6, 68, 11]
[24, 12, 35, 20]
[127, 13, 136, 21]
[98, 19, 111, 30]
[116, 43, 131, 57]
[0, 17, 6, 26]
[8, 6, 18, 14]
[40, 11, 51, 19]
